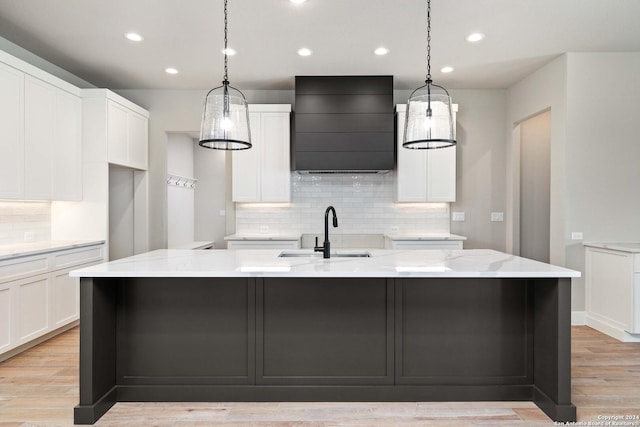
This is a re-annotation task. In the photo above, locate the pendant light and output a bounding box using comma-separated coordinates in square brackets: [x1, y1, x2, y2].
[199, 0, 251, 150]
[403, 0, 456, 149]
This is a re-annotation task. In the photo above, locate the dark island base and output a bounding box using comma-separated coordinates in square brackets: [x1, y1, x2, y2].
[74, 277, 576, 424]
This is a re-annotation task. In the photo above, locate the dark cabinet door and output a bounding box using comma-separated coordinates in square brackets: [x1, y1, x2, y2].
[116, 278, 256, 385]
[395, 278, 533, 386]
[257, 278, 394, 385]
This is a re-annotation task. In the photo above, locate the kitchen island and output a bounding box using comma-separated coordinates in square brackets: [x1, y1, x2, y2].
[71, 249, 579, 424]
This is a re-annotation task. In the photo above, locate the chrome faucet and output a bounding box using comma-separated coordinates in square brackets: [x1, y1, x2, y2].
[314, 206, 338, 258]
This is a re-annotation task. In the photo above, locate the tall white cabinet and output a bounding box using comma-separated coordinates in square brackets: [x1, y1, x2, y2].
[52, 90, 149, 260]
[0, 51, 82, 201]
[232, 104, 291, 202]
[395, 103, 458, 203]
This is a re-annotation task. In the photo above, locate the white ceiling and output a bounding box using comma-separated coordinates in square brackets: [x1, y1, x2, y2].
[1, 0, 639, 90]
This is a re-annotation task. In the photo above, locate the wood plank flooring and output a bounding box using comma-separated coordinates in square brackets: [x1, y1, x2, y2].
[0, 326, 638, 426]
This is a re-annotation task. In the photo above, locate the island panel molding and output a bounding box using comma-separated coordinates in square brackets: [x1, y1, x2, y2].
[72, 250, 578, 424]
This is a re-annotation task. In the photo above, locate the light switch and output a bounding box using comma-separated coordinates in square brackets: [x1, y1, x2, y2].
[491, 212, 504, 222]
[452, 212, 465, 222]
[219, 210, 226, 217]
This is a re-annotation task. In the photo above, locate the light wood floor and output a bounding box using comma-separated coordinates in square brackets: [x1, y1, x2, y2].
[0, 326, 639, 426]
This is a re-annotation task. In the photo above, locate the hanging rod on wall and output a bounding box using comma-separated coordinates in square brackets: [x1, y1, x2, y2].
[167, 174, 198, 189]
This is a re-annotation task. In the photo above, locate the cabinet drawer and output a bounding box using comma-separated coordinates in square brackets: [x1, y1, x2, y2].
[0, 256, 49, 284]
[52, 245, 104, 270]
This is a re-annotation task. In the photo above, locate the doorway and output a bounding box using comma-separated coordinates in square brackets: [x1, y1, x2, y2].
[166, 132, 227, 248]
[519, 111, 551, 263]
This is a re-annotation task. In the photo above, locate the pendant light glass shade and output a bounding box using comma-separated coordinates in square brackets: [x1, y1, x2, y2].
[199, 84, 251, 150]
[404, 0, 456, 150]
[198, 0, 251, 150]
[403, 86, 456, 149]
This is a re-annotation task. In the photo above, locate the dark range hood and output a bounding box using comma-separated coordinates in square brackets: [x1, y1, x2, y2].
[292, 76, 395, 173]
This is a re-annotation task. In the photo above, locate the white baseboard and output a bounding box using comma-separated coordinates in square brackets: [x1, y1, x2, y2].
[585, 314, 640, 343]
[571, 311, 586, 325]
[0, 320, 79, 362]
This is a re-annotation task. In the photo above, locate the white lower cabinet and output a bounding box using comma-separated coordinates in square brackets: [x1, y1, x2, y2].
[16, 275, 50, 344]
[0, 243, 105, 360]
[0, 283, 12, 353]
[51, 269, 79, 327]
[585, 244, 640, 341]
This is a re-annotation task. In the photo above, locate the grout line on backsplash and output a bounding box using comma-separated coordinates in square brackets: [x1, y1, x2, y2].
[236, 173, 450, 235]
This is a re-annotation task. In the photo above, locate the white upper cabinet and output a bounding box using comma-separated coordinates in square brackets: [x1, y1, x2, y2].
[0, 51, 82, 201]
[232, 105, 291, 203]
[105, 95, 148, 170]
[0, 61, 25, 199]
[24, 75, 56, 200]
[83, 89, 149, 171]
[53, 90, 82, 200]
[395, 103, 458, 203]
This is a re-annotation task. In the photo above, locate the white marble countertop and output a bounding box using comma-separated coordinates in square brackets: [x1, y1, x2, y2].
[384, 233, 467, 241]
[224, 234, 302, 241]
[169, 241, 215, 250]
[583, 242, 640, 253]
[70, 248, 580, 279]
[0, 240, 105, 261]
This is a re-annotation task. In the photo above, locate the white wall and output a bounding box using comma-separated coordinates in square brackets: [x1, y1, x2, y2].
[194, 143, 227, 247]
[115, 89, 294, 250]
[395, 89, 509, 250]
[507, 52, 640, 312]
[520, 111, 551, 263]
[167, 133, 195, 248]
[120, 89, 508, 250]
[564, 52, 640, 310]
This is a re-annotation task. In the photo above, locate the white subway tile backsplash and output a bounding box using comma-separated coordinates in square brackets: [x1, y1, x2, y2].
[236, 172, 449, 235]
[0, 202, 51, 245]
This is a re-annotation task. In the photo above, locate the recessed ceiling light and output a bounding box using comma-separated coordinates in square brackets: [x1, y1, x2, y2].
[440, 66, 454, 73]
[165, 67, 179, 75]
[297, 48, 312, 56]
[222, 47, 236, 56]
[466, 32, 485, 43]
[125, 32, 144, 42]
[374, 47, 389, 56]
[290, 0, 307, 4]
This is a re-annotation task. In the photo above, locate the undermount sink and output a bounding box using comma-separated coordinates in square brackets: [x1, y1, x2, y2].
[278, 250, 371, 258]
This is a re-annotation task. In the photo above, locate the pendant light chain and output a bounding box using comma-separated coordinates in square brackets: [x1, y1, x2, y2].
[426, 0, 431, 82]
[199, 0, 252, 150]
[403, 0, 456, 149]
[223, 0, 229, 84]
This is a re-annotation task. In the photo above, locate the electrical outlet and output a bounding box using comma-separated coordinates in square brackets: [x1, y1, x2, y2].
[259, 225, 269, 233]
[219, 210, 226, 217]
[452, 212, 465, 222]
[390, 225, 399, 233]
[491, 212, 504, 222]
[24, 231, 35, 242]
[571, 232, 583, 240]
